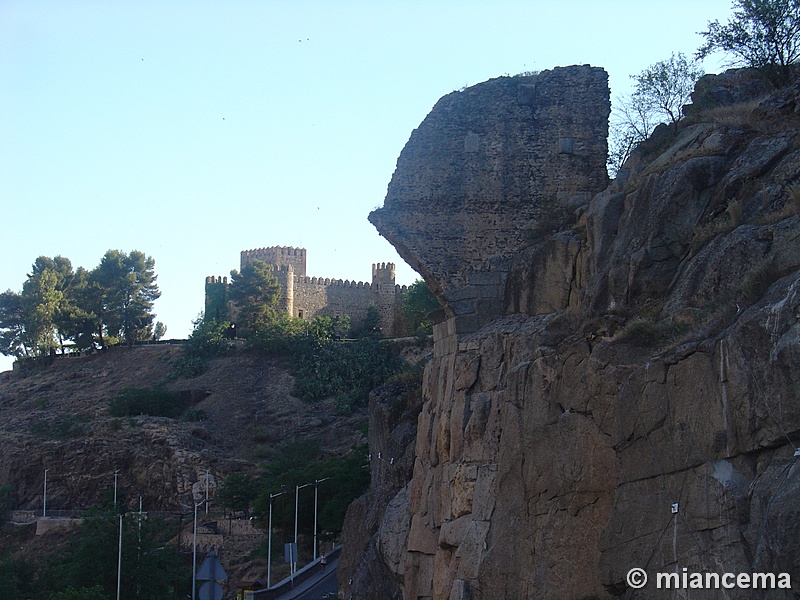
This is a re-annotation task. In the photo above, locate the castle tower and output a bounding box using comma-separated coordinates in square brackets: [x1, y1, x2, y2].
[372, 262, 396, 287]
[204, 276, 230, 321]
[240, 246, 307, 276]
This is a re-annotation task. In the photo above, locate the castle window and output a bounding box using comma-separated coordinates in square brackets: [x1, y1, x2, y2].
[558, 137, 574, 154]
[298, 309, 304, 319]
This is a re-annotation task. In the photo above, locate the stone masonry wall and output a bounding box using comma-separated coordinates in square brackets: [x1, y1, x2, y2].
[369, 66, 610, 334]
[208, 248, 408, 337]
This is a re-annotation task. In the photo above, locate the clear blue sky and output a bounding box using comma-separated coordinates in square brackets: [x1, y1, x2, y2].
[1, 0, 730, 371]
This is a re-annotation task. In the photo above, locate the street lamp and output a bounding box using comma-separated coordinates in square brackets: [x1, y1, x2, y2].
[43, 468, 49, 518]
[312, 478, 330, 560]
[267, 487, 288, 587]
[113, 469, 120, 509]
[205, 469, 210, 516]
[294, 482, 313, 574]
[117, 513, 123, 600]
[192, 497, 214, 600]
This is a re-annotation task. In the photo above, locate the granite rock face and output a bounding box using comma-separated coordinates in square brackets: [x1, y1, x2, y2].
[343, 67, 800, 598]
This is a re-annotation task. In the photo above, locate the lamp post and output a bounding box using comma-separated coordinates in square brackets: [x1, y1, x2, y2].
[116, 513, 123, 600]
[294, 482, 313, 574]
[192, 497, 214, 600]
[312, 478, 330, 560]
[267, 487, 288, 587]
[43, 468, 49, 518]
[113, 469, 120, 509]
[205, 469, 210, 516]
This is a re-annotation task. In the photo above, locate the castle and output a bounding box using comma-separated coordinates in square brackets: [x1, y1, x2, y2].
[205, 246, 408, 337]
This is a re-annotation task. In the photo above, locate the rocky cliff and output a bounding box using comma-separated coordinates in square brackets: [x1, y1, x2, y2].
[342, 66, 800, 599]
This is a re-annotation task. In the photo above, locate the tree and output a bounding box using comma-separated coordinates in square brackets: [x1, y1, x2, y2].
[93, 250, 161, 347]
[228, 260, 281, 336]
[217, 473, 260, 518]
[152, 321, 167, 341]
[68, 266, 106, 352]
[20, 268, 62, 356]
[608, 53, 704, 176]
[401, 279, 440, 334]
[0, 290, 28, 358]
[697, 0, 800, 68]
[39, 507, 181, 599]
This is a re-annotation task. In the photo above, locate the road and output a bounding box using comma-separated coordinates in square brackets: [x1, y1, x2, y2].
[266, 554, 339, 600]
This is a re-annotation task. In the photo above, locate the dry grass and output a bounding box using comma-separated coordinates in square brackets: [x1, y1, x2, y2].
[755, 183, 800, 224]
[689, 200, 743, 253]
[704, 97, 771, 131]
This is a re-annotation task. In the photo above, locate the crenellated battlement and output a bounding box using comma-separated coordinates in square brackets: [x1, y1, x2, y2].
[372, 262, 396, 285]
[241, 246, 307, 275]
[206, 245, 411, 336]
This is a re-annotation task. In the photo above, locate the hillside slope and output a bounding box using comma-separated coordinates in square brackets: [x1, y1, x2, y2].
[0, 345, 367, 513]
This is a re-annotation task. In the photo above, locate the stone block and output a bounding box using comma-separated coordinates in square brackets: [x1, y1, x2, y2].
[408, 513, 439, 555]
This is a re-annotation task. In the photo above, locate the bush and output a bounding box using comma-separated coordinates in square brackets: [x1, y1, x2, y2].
[291, 338, 405, 412]
[0, 485, 13, 529]
[171, 316, 234, 379]
[171, 355, 207, 378]
[30, 415, 88, 438]
[109, 387, 182, 418]
[182, 408, 208, 422]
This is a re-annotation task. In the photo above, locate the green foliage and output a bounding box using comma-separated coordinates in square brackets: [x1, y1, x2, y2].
[0, 250, 161, 358]
[182, 408, 208, 422]
[217, 473, 261, 517]
[350, 305, 381, 338]
[248, 313, 404, 412]
[0, 485, 13, 530]
[93, 249, 161, 347]
[30, 414, 89, 438]
[171, 315, 235, 379]
[609, 53, 704, 176]
[171, 354, 208, 378]
[0, 552, 35, 598]
[229, 260, 281, 336]
[741, 256, 780, 301]
[37, 507, 184, 599]
[401, 279, 440, 335]
[697, 0, 800, 68]
[0, 290, 26, 358]
[47, 586, 106, 600]
[291, 338, 405, 412]
[109, 387, 182, 418]
[252, 443, 370, 537]
[615, 317, 688, 347]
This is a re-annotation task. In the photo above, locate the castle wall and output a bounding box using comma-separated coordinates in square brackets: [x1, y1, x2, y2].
[291, 276, 407, 337]
[206, 252, 410, 337]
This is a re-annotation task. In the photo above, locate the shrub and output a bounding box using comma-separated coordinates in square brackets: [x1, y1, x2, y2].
[182, 408, 208, 422]
[291, 338, 405, 412]
[741, 256, 779, 301]
[109, 387, 182, 418]
[171, 316, 234, 379]
[30, 415, 88, 438]
[614, 317, 687, 347]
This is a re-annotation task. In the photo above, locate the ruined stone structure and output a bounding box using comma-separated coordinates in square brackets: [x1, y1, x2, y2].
[369, 65, 610, 334]
[205, 246, 408, 336]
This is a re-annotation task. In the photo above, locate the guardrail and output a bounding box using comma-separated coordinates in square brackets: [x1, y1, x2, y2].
[250, 546, 342, 599]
